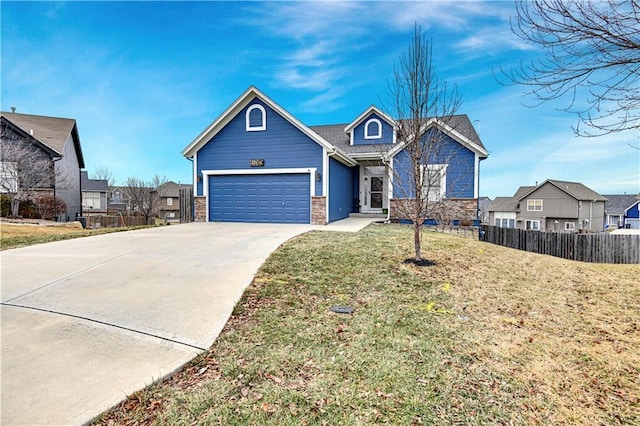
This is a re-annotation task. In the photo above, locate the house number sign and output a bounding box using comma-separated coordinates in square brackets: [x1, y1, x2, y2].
[250, 159, 265, 167]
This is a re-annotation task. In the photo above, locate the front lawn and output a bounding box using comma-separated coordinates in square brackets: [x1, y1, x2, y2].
[94, 224, 639, 425]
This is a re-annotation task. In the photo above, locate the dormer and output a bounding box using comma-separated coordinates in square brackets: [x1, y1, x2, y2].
[344, 106, 396, 145]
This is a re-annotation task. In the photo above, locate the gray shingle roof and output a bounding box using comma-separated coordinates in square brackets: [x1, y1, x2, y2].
[544, 180, 607, 202]
[80, 171, 108, 192]
[602, 194, 640, 214]
[1, 111, 85, 168]
[310, 114, 486, 156]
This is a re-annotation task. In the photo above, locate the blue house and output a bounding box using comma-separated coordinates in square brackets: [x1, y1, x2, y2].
[182, 86, 488, 225]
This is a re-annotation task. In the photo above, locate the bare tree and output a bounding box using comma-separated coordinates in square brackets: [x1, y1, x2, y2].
[505, 0, 640, 135]
[92, 167, 117, 187]
[386, 25, 463, 262]
[0, 124, 60, 217]
[124, 175, 167, 224]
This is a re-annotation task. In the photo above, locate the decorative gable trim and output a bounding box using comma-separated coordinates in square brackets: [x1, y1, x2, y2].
[182, 86, 356, 167]
[386, 118, 488, 159]
[344, 106, 396, 145]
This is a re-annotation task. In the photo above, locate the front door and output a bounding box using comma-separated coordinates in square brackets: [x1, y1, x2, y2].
[362, 174, 385, 212]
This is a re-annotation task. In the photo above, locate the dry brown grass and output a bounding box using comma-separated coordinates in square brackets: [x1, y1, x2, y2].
[412, 230, 640, 424]
[88, 224, 639, 425]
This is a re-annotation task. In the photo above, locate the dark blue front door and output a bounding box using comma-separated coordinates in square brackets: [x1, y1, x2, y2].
[208, 173, 310, 224]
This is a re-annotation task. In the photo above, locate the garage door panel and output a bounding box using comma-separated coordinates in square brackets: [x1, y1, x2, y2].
[209, 173, 310, 224]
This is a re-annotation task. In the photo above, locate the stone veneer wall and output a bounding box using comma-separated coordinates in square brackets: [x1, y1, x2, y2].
[194, 196, 206, 222]
[389, 198, 478, 224]
[311, 196, 327, 225]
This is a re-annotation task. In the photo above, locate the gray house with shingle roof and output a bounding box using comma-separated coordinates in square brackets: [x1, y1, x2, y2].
[1, 112, 85, 220]
[80, 171, 108, 214]
[489, 180, 607, 232]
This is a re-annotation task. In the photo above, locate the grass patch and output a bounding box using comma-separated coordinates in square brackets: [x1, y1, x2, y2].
[93, 224, 639, 425]
[0, 222, 154, 250]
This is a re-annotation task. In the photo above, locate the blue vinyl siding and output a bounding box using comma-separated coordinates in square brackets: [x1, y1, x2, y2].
[196, 98, 323, 197]
[328, 157, 355, 222]
[627, 203, 640, 219]
[353, 113, 394, 145]
[393, 130, 476, 198]
[209, 174, 310, 223]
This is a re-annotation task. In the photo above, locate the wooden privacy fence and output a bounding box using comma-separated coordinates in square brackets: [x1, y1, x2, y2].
[83, 215, 148, 229]
[480, 225, 640, 264]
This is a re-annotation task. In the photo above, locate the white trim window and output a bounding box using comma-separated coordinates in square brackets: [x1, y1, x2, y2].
[526, 220, 540, 230]
[364, 118, 382, 139]
[527, 199, 543, 211]
[420, 164, 447, 201]
[83, 192, 102, 209]
[565, 221, 576, 231]
[0, 161, 18, 193]
[246, 104, 266, 132]
[167, 197, 173, 206]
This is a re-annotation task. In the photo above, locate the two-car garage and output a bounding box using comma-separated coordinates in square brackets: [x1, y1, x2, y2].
[205, 170, 314, 224]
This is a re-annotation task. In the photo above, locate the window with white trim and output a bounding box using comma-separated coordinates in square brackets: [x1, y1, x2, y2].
[565, 221, 575, 231]
[167, 197, 173, 206]
[83, 192, 101, 209]
[420, 164, 447, 201]
[0, 161, 18, 193]
[526, 220, 540, 230]
[364, 118, 382, 139]
[246, 104, 266, 131]
[527, 199, 543, 211]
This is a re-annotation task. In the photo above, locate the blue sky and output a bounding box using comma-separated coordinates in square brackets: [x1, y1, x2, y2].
[1, 1, 638, 198]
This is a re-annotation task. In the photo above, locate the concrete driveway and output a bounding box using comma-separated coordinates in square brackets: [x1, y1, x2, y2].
[1, 222, 314, 426]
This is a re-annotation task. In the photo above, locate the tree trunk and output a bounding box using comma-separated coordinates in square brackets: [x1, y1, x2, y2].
[11, 199, 19, 217]
[414, 214, 423, 261]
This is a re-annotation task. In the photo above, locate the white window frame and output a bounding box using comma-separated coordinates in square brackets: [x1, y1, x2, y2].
[565, 222, 575, 231]
[527, 199, 543, 211]
[526, 220, 540, 231]
[364, 118, 382, 139]
[420, 164, 447, 202]
[246, 104, 266, 132]
[167, 197, 173, 206]
[82, 191, 101, 209]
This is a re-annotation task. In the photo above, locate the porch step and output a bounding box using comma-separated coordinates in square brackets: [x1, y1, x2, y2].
[349, 213, 387, 219]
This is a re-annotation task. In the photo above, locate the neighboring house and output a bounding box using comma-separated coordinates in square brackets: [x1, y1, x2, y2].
[489, 180, 607, 232]
[156, 181, 193, 223]
[80, 171, 108, 214]
[108, 187, 130, 212]
[182, 86, 488, 225]
[477, 196, 492, 224]
[602, 194, 640, 229]
[0, 112, 85, 220]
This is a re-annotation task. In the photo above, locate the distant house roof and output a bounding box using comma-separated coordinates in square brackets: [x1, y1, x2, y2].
[1, 112, 85, 168]
[520, 180, 607, 202]
[80, 171, 108, 192]
[489, 196, 518, 213]
[156, 181, 191, 198]
[602, 194, 640, 214]
[488, 186, 535, 212]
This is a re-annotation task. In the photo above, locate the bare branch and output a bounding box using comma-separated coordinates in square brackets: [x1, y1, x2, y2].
[502, 0, 640, 135]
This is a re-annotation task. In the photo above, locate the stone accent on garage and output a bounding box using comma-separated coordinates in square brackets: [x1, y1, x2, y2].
[194, 196, 206, 222]
[312, 196, 327, 225]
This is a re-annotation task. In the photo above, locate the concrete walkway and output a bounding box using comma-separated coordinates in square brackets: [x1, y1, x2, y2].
[0, 218, 379, 425]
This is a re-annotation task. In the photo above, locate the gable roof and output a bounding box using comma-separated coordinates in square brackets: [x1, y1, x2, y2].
[520, 179, 607, 202]
[80, 171, 108, 192]
[182, 86, 356, 166]
[343, 105, 395, 134]
[386, 115, 488, 159]
[488, 186, 535, 212]
[602, 194, 640, 214]
[1, 112, 85, 168]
